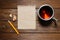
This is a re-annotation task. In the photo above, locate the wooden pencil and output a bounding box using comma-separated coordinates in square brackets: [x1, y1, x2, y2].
[8, 20, 19, 34]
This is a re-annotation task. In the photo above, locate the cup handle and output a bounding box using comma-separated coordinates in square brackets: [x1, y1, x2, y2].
[52, 17, 58, 27]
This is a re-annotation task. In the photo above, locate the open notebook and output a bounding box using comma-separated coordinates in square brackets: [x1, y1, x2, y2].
[18, 5, 36, 29]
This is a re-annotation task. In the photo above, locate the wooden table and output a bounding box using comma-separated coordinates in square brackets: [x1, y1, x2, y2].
[0, 0, 60, 40]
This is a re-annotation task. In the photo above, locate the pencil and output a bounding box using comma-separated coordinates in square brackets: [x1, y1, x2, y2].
[8, 20, 19, 34]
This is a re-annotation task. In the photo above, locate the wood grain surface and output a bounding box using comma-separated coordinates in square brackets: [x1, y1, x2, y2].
[0, 0, 60, 9]
[0, 0, 60, 40]
[0, 33, 60, 40]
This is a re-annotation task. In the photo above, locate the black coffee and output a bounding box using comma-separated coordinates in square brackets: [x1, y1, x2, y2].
[39, 6, 53, 20]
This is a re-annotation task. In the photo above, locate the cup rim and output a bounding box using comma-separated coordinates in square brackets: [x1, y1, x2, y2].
[38, 4, 54, 21]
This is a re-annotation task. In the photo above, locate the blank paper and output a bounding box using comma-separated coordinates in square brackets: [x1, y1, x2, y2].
[18, 5, 36, 29]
